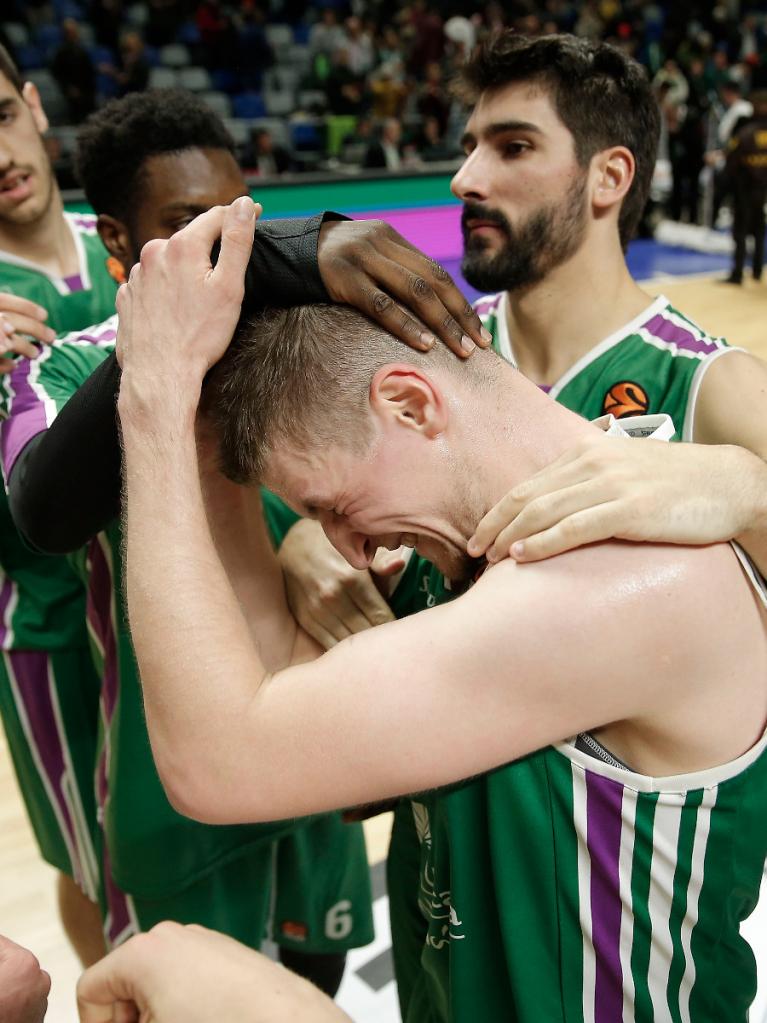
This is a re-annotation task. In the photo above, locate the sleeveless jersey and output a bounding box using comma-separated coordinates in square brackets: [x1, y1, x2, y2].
[0, 216, 118, 650]
[475, 292, 735, 439]
[391, 509, 767, 1023]
[389, 299, 765, 1021]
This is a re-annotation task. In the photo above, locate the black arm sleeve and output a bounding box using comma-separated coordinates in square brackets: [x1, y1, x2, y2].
[8, 212, 345, 555]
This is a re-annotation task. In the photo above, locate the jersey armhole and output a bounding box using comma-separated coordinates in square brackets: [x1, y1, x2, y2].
[681, 346, 746, 442]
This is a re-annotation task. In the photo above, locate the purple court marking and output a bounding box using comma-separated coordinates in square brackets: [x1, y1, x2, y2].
[585, 769, 625, 1023]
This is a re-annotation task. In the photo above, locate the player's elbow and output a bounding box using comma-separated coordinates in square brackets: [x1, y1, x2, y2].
[155, 752, 271, 825]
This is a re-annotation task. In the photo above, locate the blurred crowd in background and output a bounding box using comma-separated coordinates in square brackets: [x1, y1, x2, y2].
[2, 0, 766, 233]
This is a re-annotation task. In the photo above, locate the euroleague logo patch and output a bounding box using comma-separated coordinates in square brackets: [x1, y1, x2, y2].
[602, 381, 649, 419]
[280, 920, 308, 942]
[105, 256, 126, 284]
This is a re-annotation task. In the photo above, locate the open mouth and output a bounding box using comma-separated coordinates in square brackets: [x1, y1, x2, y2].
[0, 173, 33, 202]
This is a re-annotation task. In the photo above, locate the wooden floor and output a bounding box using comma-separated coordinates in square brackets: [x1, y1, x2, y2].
[1, 273, 766, 1022]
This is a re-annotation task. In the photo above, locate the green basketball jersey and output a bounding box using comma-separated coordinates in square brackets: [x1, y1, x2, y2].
[0, 212, 119, 334]
[388, 296, 766, 1021]
[0, 215, 118, 651]
[474, 291, 735, 437]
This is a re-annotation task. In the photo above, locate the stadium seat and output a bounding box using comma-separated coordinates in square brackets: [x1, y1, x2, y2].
[263, 90, 295, 117]
[176, 21, 201, 46]
[284, 44, 312, 70]
[264, 67, 302, 92]
[160, 44, 191, 68]
[249, 118, 290, 150]
[4, 23, 29, 48]
[13, 45, 44, 71]
[34, 24, 62, 56]
[200, 91, 232, 118]
[211, 68, 238, 93]
[297, 89, 327, 112]
[127, 3, 148, 26]
[291, 121, 324, 151]
[223, 118, 250, 148]
[264, 24, 294, 51]
[148, 67, 178, 89]
[232, 92, 266, 119]
[177, 66, 211, 92]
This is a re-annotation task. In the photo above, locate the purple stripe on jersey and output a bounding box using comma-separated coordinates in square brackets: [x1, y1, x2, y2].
[86, 537, 118, 721]
[0, 574, 14, 649]
[78, 328, 117, 345]
[7, 649, 82, 887]
[71, 215, 97, 229]
[539, 384, 552, 394]
[63, 273, 85, 293]
[1, 357, 49, 479]
[474, 297, 501, 314]
[643, 313, 721, 356]
[586, 769, 625, 1023]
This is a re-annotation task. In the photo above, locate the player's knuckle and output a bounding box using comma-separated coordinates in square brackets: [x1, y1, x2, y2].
[441, 313, 461, 337]
[318, 584, 340, 607]
[371, 290, 393, 315]
[409, 274, 433, 301]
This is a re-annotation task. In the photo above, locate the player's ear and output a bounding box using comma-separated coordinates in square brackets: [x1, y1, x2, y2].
[97, 215, 131, 272]
[22, 82, 48, 134]
[592, 145, 635, 212]
[370, 364, 447, 438]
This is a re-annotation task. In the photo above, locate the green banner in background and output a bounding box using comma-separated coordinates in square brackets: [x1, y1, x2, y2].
[64, 171, 458, 219]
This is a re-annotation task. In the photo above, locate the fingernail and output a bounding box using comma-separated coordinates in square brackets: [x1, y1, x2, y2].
[466, 538, 479, 556]
[480, 326, 492, 344]
[511, 541, 525, 559]
[234, 197, 254, 221]
[461, 334, 476, 354]
[36, 306, 48, 320]
[420, 331, 435, 349]
[44, 328, 55, 341]
[1, 317, 13, 335]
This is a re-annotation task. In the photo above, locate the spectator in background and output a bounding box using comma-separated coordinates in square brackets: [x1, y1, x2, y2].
[418, 113, 454, 163]
[99, 31, 150, 97]
[309, 8, 345, 61]
[417, 61, 450, 138]
[235, 5, 274, 91]
[244, 128, 292, 177]
[404, 1, 444, 76]
[196, 0, 238, 70]
[340, 113, 374, 164]
[724, 89, 767, 284]
[343, 16, 375, 77]
[369, 62, 407, 120]
[325, 48, 366, 116]
[708, 77, 753, 228]
[653, 57, 689, 105]
[50, 19, 96, 123]
[364, 116, 402, 170]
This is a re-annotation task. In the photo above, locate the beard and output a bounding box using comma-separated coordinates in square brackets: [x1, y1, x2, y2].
[460, 173, 589, 293]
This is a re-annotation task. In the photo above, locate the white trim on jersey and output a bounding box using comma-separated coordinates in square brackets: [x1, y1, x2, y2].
[0, 213, 94, 295]
[681, 345, 746, 443]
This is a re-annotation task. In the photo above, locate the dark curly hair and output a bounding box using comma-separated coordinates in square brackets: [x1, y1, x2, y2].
[455, 33, 660, 249]
[75, 89, 236, 222]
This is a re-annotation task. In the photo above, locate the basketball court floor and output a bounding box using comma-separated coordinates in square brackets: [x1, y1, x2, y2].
[2, 202, 766, 1021]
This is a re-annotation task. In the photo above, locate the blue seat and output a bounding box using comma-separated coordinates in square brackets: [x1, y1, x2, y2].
[14, 45, 44, 71]
[34, 24, 62, 55]
[232, 92, 266, 119]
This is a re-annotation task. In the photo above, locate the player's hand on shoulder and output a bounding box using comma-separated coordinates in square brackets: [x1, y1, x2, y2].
[317, 218, 491, 359]
[0, 933, 51, 1023]
[116, 198, 261, 407]
[0, 294, 56, 370]
[76, 921, 351, 1023]
[279, 518, 399, 649]
[468, 435, 754, 563]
